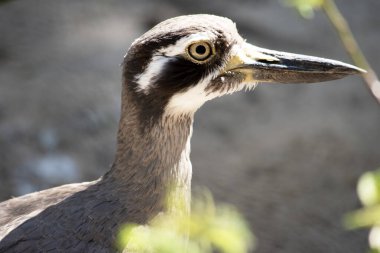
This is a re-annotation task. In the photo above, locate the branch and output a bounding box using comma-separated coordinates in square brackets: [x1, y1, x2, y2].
[322, 0, 380, 104]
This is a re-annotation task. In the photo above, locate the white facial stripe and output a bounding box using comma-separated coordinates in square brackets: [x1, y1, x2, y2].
[165, 67, 255, 116]
[165, 80, 257, 116]
[158, 33, 212, 57]
[136, 34, 259, 115]
[165, 77, 212, 116]
[135, 56, 170, 92]
[136, 33, 215, 92]
[164, 44, 259, 116]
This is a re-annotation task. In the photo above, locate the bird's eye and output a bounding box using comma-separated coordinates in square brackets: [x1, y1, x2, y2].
[187, 41, 214, 63]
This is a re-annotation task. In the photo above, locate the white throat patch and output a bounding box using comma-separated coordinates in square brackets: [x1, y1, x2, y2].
[165, 76, 213, 116]
[164, 77, 257, 116]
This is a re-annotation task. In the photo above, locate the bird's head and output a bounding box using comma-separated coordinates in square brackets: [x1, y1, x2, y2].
[122, 14, 363, 121]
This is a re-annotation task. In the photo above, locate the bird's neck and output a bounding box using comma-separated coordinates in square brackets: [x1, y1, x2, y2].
[103, 92, 194, 223]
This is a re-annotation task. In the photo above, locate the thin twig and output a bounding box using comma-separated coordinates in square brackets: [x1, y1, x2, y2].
[322, 0, 380, 104]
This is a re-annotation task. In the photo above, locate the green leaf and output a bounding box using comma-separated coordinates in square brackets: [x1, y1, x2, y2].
[358, 170, 380, 207]
[118, 190, 254, 253]
[344, 205, 380, 229]
[369, 227, 380, 251]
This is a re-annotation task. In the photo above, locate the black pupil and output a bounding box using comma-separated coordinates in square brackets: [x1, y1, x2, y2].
[195, 45, 206, 55]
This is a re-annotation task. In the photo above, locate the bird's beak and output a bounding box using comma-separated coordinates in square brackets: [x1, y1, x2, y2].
[225, 43, 365, 84]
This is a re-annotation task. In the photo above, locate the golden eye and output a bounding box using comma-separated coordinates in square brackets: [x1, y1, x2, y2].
[187, 41, 214, 63]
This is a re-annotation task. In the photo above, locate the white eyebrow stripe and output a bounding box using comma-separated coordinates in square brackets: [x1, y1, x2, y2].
[135, 56, 171, 92]
[158, 33, 211, 57]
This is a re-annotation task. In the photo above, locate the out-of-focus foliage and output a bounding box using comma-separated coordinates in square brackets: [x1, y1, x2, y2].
[358, 171, 380, 207]
[282, 0, 324, 18]
[285, 1, 380, 251]
[118, 191, 254, 253]
[344, 169, 380, 253]
[284, 0, 380, 103]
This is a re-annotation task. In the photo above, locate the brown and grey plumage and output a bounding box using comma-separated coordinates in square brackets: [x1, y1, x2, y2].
[0, 14, 363, 252]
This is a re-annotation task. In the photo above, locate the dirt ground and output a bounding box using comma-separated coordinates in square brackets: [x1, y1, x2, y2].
[1, 0, 380, 252]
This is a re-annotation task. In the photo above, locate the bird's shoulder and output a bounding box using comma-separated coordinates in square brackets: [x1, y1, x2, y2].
[0, 180, 123, 252]
[0, 182, 94, 239]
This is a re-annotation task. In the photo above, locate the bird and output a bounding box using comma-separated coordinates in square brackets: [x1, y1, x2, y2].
[0, 14, 363, 252]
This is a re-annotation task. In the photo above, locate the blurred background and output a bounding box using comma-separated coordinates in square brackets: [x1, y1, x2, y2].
[0, 0, 379, 252]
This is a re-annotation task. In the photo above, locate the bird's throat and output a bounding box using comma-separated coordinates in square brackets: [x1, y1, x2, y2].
[104, 96, 194, 223]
